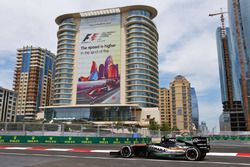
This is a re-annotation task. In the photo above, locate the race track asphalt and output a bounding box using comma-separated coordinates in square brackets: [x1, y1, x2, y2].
[0, 141, 249, 167]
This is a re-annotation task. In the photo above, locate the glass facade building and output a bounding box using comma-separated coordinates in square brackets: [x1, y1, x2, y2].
[228, 0, 250, 130]
[191, 88, 199, 130]
[216, 27, 246, 131]
[53, 6, 159, 108]
[45, 106, 136, 122]
[46, 6, 159, 122]
[216, 28, 242, 103]
[54, 18, 76, 105]
[126, 9, 159, 107]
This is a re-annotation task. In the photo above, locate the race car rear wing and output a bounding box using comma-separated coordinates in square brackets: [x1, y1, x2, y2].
[192, 137, 210, 151]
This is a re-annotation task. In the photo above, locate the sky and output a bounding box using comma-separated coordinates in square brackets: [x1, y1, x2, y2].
[0, 0, 227, 131]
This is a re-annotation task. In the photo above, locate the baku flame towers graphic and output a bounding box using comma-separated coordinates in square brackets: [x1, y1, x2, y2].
[77, 55, 120, 104]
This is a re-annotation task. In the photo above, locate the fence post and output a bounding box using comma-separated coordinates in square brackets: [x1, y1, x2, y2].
[111, 124, 114, 137]
[97, 125, 100, 137]
[145, 128, 148, 137]
[23, 123, 26, 136]
[61, 124, 64, 136]
[122, 124, 124, 137]
[42, 123, 45, 136]
[80, 124, 83, 136]
[4, 122, 8, 135]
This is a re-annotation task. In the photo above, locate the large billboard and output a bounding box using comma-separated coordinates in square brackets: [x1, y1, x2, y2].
[76, 14, 121, 104]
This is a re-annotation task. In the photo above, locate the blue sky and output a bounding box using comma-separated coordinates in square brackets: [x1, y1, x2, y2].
[0, 0, 227, 131]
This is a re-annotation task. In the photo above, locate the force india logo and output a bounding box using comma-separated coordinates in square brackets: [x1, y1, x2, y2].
[149, 145, 186, 153]
[148, 145, 167, 152]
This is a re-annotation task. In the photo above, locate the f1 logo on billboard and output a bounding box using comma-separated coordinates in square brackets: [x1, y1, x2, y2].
[82, 33, 98, 43]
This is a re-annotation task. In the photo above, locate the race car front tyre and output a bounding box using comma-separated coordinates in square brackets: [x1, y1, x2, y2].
[120, 146, 133, 158]
[185, 147, 201, 161]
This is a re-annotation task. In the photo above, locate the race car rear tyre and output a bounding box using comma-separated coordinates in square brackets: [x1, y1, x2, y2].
[120, 146, 133, 158]
[185, 147, 201, 161]
[200, 152, 206, 160]
[146, 151, 152, 158]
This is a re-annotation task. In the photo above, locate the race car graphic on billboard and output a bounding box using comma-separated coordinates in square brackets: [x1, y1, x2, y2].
[77, 14, 121, 104]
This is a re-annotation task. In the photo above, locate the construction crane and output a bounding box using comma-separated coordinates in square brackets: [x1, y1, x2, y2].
[209, 8, 228, 38]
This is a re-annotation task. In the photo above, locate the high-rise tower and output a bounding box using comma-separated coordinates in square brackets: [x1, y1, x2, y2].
[0, 87, 17, 122]
[159, 88, 171, 125]
[170, 75, 192, 132]
[44, 6, 159, 124]
[228, 0, 250, 130]
[191, 88, 199, 130]
[53, 5, 159, 108]
[13, 46, 55, 120]
[216, 27, 246, 131]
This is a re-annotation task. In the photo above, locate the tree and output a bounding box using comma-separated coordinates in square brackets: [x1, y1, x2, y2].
[148, 119, 160, 130]
[171, 127, 180, 132]
[160, 122, 171, 132]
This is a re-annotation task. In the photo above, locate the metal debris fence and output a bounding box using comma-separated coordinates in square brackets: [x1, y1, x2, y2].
[0, 122, 249, 141]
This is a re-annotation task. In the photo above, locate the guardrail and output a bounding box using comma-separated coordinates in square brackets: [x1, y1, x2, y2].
[0, 122, 249, 141]
[0, 122, 141, 137]
[209, 135, 250, 141]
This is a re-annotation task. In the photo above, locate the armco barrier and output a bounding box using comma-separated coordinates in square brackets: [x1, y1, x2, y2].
[0, 136, 151, 144]
[209, 135, 250, 141]
[175, 136, 250, 141]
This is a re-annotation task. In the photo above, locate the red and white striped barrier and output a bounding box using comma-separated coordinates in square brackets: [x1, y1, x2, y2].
[0, 146, 249, 157]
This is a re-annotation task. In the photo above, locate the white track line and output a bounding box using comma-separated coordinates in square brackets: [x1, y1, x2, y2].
[90, 150, 118, 153]
[0, 146, 250, 157]
[207, 152, 238, 156]
[4, 147, 32, 150]
[0, 152, 250, 166]
[45, 148, 72, 151]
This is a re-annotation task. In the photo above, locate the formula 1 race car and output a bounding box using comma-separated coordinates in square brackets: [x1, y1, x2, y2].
[110, 136, 210, 161]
